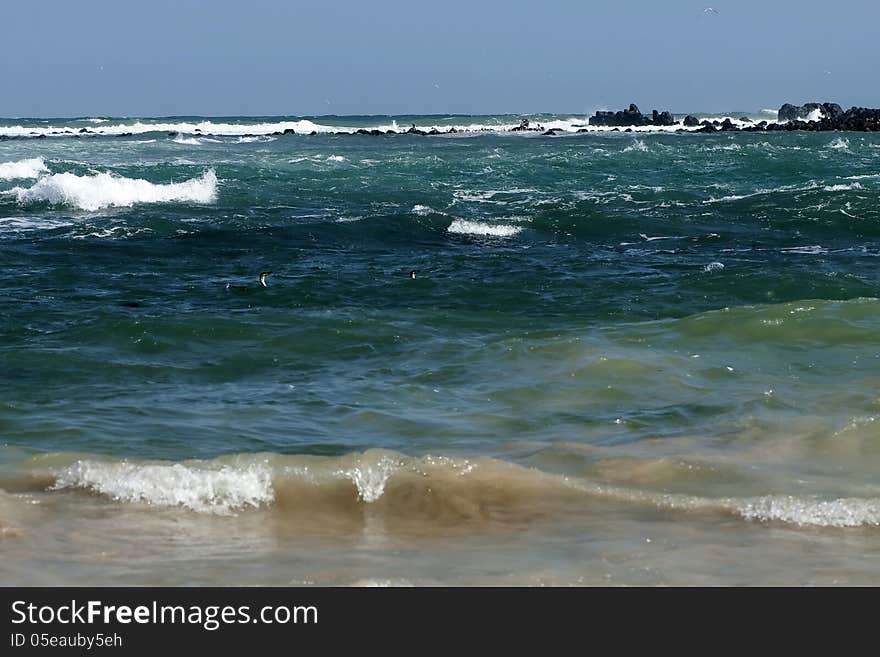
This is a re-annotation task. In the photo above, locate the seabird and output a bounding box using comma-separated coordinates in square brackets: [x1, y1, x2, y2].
[409, 270, 418, 279]
[703, 7, 719, 14]
[226, 271, 273, 291]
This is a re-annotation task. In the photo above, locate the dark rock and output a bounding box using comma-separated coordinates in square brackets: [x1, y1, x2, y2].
[428, 129, 440, 135]
[720, 118, 737, 131]
[511, 119, 531, 132]
[696, 124, 718, 133]
[655, 110, 675, 126]
[355, 129, 370, 135]
[683, 115, 700, 127]
[822, 103, 844, 119]
[778, 102, 839, 122]
[590, 103, 659, 127]
[739, 117, 751, 122]
[371, 129, 385, 136]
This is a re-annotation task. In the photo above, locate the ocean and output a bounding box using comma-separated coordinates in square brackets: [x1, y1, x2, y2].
[2, 112, 879, 585]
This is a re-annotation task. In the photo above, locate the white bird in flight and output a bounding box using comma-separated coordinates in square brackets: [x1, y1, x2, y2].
[704, 7, 719, 14]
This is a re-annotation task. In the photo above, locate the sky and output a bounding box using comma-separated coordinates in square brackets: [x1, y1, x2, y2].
[2, 0, 878, 118]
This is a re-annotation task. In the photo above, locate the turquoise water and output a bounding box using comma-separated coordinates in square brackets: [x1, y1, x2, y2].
[2, 115, 880, 585]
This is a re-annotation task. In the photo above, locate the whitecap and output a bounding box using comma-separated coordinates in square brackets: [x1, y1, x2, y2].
[52, 460, 274, 514]
[172, 136, 202, 145]
[823, 183, 862, 191]
[623, 139, 648, 153]
[447, 219, 522, 237]
[8, 169, 217, 211]
[0, 157, 48, 180]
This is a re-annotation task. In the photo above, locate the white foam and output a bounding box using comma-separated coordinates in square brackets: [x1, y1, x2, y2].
[623, 139, 648, 153]
[0, 157, 48, 180]
[236, 136, 275, 143]
[326, 155, 346, 162]
[823, 183, 862, 191]
[412, 204, 435, 216]
[733, 495, 880, 528]
[804, 107, 824, 122]
[829, 137, 850, 150]
[703, 143, 742, 152]
[52, 460, 274, 514]
[338, 456, 399, 503]
[9, 169, 217, 211]
[703, 262, 724, 272]
[447, 219, 523, 237]
[0, 114, 752, 139]
[0, 216, 74, 232]
[172, 135, 202, 145]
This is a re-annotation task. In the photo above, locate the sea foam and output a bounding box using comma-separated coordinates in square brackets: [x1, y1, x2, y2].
[9, 169, 217, 211]
[447, 219, 523, 237]
[0, 157, 48, 180]
[52, 460, 274, 514]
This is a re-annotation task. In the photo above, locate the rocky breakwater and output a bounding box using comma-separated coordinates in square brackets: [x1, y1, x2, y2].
[588, 104, 676, 127]
[769, 102, 880, 132]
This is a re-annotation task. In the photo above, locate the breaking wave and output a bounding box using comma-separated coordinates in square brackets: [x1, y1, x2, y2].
[447, 219, 523, 237]
[32, 450, 880, 528]
[0, 157, 48, 180]
[7, 169, 217, 211]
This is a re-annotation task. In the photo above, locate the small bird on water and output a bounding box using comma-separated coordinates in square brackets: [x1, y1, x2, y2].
[409, 270, 418, 279]
[226, 271, 272, 290]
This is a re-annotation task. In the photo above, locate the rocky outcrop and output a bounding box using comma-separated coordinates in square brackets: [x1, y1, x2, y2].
[590, 103, 677, 127]
[778, 102, 843, 122]
[682, 115, 700, 127]
[773, 103, 878, 131]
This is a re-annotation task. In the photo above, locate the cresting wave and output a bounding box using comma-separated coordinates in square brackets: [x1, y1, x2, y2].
[447, 218, 523, 237]
[25, 450, 880, 528]
[7, 169, 217, 211]
[0, 157, 48, 180]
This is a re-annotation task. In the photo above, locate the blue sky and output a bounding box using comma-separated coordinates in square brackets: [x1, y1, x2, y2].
[3, 0, 878, 117]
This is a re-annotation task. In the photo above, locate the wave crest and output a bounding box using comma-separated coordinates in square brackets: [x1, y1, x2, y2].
[0, 157, 48, 180]
[447, 219, 523, 237]
[52, 460, 273, 514]
[35, 449, 880, 529]
[8, 169, 217, 211]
